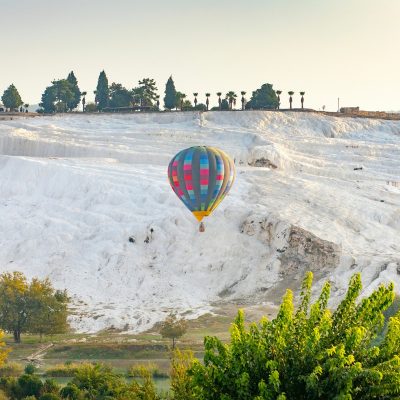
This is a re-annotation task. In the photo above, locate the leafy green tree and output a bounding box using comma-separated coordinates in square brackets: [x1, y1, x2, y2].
[194, 103, 207, 111]
[164, 76, 177, 110]
[288, 90, 294, 109]
[0, 272, 29, 343]
[0, 272, 69, 343]
[84, 102, 97, 112]
[138, 78, 158, 106]
[182, 99, 193, 111]
[246, 83, 279, 110]
[175, 92, 185, 110]
[190, 272, 400, 399]
[220, 98, 229, 110]
[170, 349, 196, 400]
[109, 83, 132, 108]
[66, 71, 81, 111]
[40, 86, 57, 113]
[28, 279, 69, 341]
[1, 84, 23, 111]
[95, 70, 109, 111]
[160, 313, 187, 349]
[52, 80, 75, 113]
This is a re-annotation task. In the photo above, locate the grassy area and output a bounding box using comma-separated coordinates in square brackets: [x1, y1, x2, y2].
[3, 304, 277, 376]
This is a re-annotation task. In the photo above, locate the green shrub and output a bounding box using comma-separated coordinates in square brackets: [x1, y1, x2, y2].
[45, 363, 87, 377]
[17, 374, 43, 398]
[0, 363, 23, 377]
[24, 364, 36, 376]
[128, 363, 168, 379]
[190, 272, 400, 399]
[39, 394, 61, 400]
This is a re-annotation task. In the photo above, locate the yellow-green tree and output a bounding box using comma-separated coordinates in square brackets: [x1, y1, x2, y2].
[0, 272, 69, 343]
[160, 313, 187, 349]
[0, 331, 9, 368]
[191, 272, 400, 399]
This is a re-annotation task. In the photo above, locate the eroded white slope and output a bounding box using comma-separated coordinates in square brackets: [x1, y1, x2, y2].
[0, 111, 399, 332]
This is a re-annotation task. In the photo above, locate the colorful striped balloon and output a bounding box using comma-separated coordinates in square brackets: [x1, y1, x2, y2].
[168, 146, 235, 222]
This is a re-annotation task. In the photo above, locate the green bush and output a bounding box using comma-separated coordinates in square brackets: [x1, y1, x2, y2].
[128, 364, 168, 379]
[23, 365, 36, 376]
[39, 394, 61, 400]
[0, 363, 23, 377]
[190, 272, 400, 399]
[17, 374, 43, 398]
[45, 363, 87, 377]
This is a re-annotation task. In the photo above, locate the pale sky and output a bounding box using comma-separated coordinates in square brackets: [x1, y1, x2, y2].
[1, 0, 399, 111]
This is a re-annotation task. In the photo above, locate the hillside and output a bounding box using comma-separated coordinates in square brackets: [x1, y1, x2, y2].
[0, 111, 399, 332]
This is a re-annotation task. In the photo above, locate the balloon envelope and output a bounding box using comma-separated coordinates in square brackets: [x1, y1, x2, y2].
[168, 146, 235, 221]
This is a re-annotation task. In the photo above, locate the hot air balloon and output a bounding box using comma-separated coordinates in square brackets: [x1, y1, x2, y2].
[168, 146, 235, 231]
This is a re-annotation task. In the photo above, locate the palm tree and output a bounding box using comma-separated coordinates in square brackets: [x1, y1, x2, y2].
[276, 90, 282, 109]
[205, 93, 210, 111]
[216, 92, 222, 110]
[193, 93, 198, 108]
[288, 91, 294, 109]
[226, 91, 237, 110]
[81, 91, 87, 112]
[156, 95, 160, 110]
[24, 103, 29, 113]
[240, 91, 246, 110]
[300, 91, 305, 109]
[93, 90, 97, 107]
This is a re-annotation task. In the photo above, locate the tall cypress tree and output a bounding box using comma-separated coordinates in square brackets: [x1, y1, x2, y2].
[95, 70, 109, 111]
[164, 76, 177, 110]
[66, 71, 81, 111]
[1, 84, 23, 110]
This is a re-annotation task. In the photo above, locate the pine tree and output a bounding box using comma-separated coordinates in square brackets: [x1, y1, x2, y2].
[164, 76, 177, 110]
[95, 70, 109, 111]
[66, 71, 81, 111]
[1, 84, 23, 110]
[138, 78, 158, 106]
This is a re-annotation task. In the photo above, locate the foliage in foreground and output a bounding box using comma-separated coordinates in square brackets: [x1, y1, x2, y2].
[190, 272, 400, 399]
